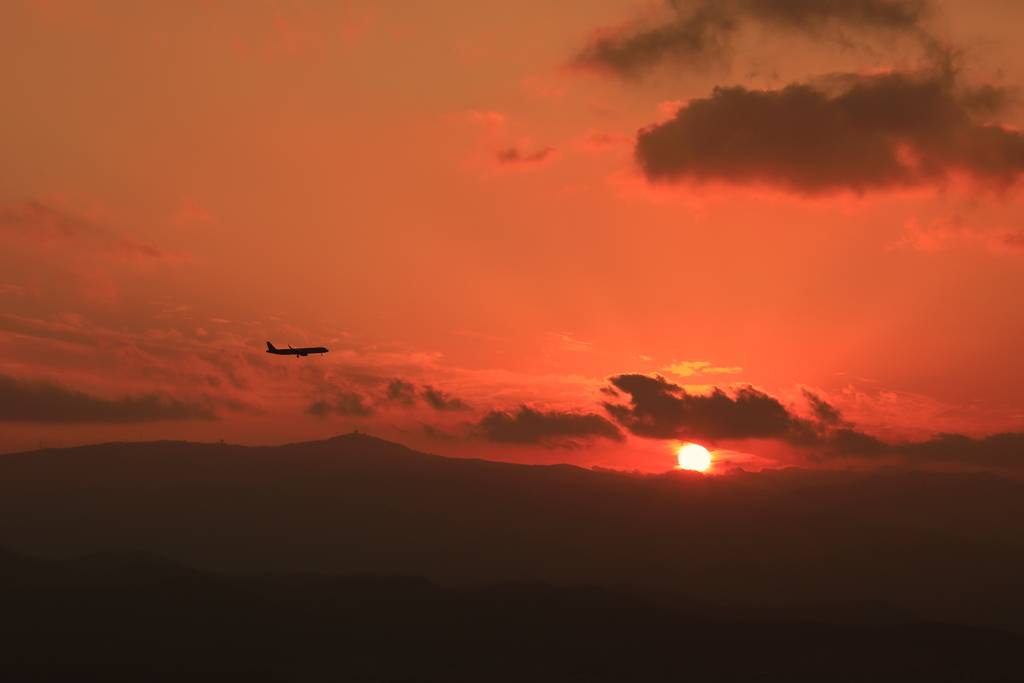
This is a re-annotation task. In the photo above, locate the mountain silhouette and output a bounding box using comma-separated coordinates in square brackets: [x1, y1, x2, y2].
[1, 433, 1023, 637]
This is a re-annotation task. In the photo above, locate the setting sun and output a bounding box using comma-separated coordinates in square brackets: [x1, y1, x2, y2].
[677, 444, 712, 472]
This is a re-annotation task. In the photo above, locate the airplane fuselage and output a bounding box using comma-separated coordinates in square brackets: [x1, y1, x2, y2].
[266, 342, 328, 357]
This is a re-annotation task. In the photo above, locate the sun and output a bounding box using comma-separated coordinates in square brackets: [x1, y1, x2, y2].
[677, 443, 712, 472]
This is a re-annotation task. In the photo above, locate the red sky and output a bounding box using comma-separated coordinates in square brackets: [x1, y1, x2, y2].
[2, 0, 1023, 474]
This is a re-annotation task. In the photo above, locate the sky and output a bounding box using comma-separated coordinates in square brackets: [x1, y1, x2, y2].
[2, 0, 1023, 474]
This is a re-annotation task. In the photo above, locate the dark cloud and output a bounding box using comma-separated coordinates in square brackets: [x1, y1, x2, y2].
[421, 386, 470, 411]
[900, 432, 1024, 467]
[574, 0, 929, 78]
[385, 379, 417, 406]
[476, 405, 623, 445]
[827, 427, 889, 456]
[828, 430, 1024, 467]
[604, 374, 794, 440]
[306, 392, 372, 418]
[0, 374, 216, 423]
[634, 65, 1024, 194]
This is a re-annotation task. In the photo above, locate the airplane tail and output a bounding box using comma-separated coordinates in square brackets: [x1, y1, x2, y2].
[266, 342, 276, 351]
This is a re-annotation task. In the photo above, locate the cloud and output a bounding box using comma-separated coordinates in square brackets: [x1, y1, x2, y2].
[421, 386, 470, 411]
[306, 392, 373, 417]
[634, 64, 1024, 194]
[0, 374, 217, 423]
[573, 0, 930, 78]
[476, 405, 623, 445]
[604, 374, 795, 440]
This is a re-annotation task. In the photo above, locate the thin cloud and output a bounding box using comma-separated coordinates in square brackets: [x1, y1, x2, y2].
[989, 229, 1024, 255]
[1, 200, 193, 261]
[666, 361, 743, 377]
[0, 200, 94, 243]
[306, 392, 373, 417]
[578, 129, 631, 152]
[890, 215, 1024, 256]
[172, 195, 214, 224]
[0, 374, 217, 423]
[114, 236, 194, 263]
[421, 423, 460, 440]
[573, 0, 931, 78]
[0, 284, 40, 298]
[421, 386, 470, 411]
[461, 110, 559, 172]
[634, 64, 1024, 195]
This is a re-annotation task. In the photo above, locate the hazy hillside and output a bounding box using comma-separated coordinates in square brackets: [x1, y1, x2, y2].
[1, 547, 1021, 682]
[780, 470, 1024, 546]
[1, 434, 1022, 635]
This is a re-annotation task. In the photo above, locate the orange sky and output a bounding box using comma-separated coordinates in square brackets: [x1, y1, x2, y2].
[2, 0, 1023, 473]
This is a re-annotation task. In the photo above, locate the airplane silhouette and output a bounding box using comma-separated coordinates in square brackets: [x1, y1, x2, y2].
[266, 342, 329, 357]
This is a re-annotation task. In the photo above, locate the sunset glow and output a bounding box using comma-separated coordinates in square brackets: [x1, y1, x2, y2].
[0, 1, 1022, 477]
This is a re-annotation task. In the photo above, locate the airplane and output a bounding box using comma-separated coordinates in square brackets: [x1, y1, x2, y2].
[266, 342, 329, 357]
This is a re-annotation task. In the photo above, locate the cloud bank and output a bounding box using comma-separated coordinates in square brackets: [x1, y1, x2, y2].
[602, 373, 1024, 470]
[306, 392, 373, 418]
[422, 386, 470, 411]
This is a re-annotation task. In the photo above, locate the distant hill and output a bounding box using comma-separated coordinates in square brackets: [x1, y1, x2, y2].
[1, 433, 1023, 635]
[780, 470, 1024, 546]
[1, 546, 1021, 682]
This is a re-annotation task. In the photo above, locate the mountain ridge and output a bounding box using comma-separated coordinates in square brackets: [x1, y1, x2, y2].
[2, 432, 1022, 635]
